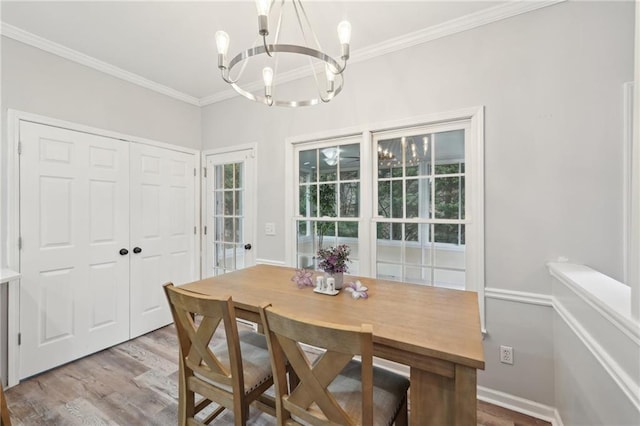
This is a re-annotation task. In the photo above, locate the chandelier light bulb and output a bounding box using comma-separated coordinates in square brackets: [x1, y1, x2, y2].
[255, 0, 270, 16]
[262, 67, 274, 87]
[337, 21, 352, 44]
[215, 31, 230, 55]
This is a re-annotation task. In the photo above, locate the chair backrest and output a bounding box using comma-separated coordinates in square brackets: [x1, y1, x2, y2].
[163, 283, 244, 397]
[1, 381, 11, 426]
[259, 305, 374, 426]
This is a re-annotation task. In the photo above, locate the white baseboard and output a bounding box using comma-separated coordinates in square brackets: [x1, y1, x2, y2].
[478, 386, 564, 426]
[255, 258, 287, 266]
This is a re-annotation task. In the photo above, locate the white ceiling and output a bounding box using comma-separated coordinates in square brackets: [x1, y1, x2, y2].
[1, 1, 537, 105]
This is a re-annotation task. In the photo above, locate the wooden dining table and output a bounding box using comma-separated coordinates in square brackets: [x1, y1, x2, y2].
[180, 264, 485, 425]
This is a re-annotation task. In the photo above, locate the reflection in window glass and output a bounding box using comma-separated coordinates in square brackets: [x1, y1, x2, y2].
[375, 128, 466, 289]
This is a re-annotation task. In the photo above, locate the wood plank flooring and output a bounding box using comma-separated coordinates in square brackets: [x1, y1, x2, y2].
[4, 325, 550, 425]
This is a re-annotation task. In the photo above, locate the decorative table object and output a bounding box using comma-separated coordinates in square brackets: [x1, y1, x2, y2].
[291, 268, 314, 288]
[317, 244, 351, 289]
[345, 280, 368, 299]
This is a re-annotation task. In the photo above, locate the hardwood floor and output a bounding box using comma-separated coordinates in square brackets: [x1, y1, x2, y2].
[4, 325, 549, 425]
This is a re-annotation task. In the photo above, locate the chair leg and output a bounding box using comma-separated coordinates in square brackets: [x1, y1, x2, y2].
[394, 397, 409, 426]
[178, 358, 194, 426]
[1, 381, 12, 426]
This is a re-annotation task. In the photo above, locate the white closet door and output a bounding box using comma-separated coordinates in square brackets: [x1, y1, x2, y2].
[129, 143, 197, 337]
[19, 122, 130, 379]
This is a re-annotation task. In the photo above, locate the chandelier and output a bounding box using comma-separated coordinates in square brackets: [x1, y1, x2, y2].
[215, 0, 351, 107]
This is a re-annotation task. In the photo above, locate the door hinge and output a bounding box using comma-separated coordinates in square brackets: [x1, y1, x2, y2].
[18, 236, 22, 250]
[203, 167, 207, 178]
[204, 226, 207, 235]
[194, 226, 197, 235]
[194, 168, 197, 177]
[18, 332, 21, 346]
[17, 141, 22, 155]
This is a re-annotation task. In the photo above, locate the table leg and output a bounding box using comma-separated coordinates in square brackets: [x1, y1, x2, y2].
[409, 365, 477, 426]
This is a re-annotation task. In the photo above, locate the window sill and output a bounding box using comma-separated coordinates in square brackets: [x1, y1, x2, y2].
[547, 262, 638, 336]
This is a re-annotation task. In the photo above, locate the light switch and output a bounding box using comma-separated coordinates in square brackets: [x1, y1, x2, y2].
[265, 222, 276, 236]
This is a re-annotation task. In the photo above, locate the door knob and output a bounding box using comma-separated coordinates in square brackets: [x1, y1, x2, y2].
[119, 248, 129, 255]
[133, 247, 142, 254]
[244, 243, 252, 250]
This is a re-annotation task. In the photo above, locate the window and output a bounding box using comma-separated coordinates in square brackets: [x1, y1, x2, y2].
[286, 108, 484, 326]
[374, 126, 467, 289]
[296, 138, 362, 274]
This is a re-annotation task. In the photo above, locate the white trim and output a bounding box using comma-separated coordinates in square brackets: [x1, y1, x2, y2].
[256, 258, 287, 267]
[485, 287, 553, 307]
[623, 82, 634, 284]
[0, 23, 200, 106]
[631, 1, 640, 321]
[477, 386, 563, 426]
[2, 1, 563, 108]
[553, 298, 640, 413]
[8, 109, 198, 156]
[288, 107, 483, 146]
[198, 0, 564, 106]
[548, 263, 639, 345]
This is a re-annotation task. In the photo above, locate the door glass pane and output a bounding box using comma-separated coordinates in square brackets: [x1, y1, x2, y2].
[224, 164, 234, 189]
[224, 191, 234, 215]
[234, 163, 243, 188]
[212, 160, 247, 275]
[214, 165, 223, 190]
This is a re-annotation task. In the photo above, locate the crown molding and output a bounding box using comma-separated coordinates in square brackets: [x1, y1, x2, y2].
[1, 0, 565, 108]
[0, 22, 201, 106]
[200, 0, 565, 107]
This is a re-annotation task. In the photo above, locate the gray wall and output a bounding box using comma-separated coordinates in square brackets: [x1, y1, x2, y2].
[1, 36, 202, 266]
[201, 1, 634, 408]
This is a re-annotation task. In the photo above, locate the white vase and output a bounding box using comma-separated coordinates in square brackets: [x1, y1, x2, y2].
[324, 272, 344, 290]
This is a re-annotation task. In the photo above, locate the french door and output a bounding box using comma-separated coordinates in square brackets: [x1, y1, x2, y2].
[203, 148, 256, 277]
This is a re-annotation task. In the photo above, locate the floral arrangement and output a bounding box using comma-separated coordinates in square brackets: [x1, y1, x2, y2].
[317, 244, 351, 274]
[291, 268, 314, 288]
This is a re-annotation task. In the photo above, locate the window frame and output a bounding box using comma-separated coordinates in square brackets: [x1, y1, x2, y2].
[285, 107, 485, 329]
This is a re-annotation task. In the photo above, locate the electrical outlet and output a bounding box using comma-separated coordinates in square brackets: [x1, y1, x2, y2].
[500, 345, 513, 365]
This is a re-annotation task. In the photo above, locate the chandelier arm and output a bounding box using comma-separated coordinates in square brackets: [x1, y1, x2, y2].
[220, 68, 240, 85]
[262, 35, 273, 57]
[227, 44, 343, 107]
[296, 0, 323, 51]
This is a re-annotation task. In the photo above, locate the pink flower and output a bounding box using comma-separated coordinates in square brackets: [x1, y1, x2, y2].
[291, 269, 314, 288]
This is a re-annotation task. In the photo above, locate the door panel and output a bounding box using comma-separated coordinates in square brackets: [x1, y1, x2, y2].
[130, 144, 197, 338]
[19, 122, 130, 379]
[204, 149, 255, 277]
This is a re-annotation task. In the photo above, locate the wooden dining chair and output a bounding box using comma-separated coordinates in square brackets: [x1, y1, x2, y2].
[164, 283, 276, 426]
[259, 304, 410, 426]
[1, 381, 11, 426]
